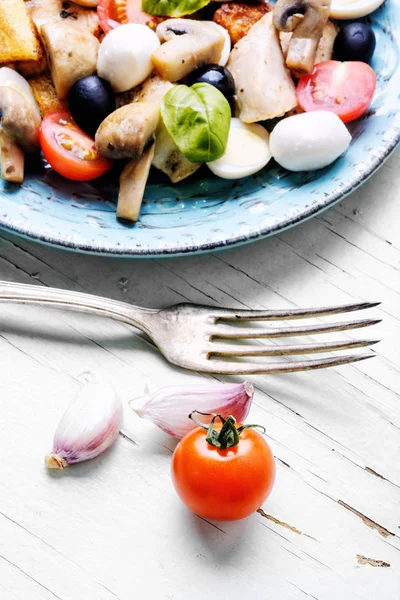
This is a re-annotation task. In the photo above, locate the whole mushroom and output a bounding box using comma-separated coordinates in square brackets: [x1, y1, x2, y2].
[95, 102, 160, 160]
[153, 19, 225, 82]
[0, 68, 42, 183]
[0, 86, 41, 150]
[95, 102, 160, 222]
[273, 0, 332, 75]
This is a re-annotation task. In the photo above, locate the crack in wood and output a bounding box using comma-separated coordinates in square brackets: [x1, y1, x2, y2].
[257, 509, 317, 541]
[2, 237, 91, 291]
[212, 253, 292, 304]
[164, 285, 192, 302]
[362, 370, 400, 400]
[0, 553, 64, 600]
[332, 203, 400, 251]
[356, 554, 391, 568]
[300, 548, 333, 571]
[153, 260, 220, 304]
[0, 254, 49, 286]
[257, 389, 303, 418]
[196, 515, 226, 534]
[119, 431, 138, 445]
[0, 510, 85, 572]
[332, 451, 400, 489]
[156, 442, 174, 454]
[338, 501, 395, 538]
[279, 239, 327, 276]
[307, 423, 364, 458]
[288, 581, 319, 599]
[258, 520, 293, 544]
[321, 224, 397, 271]
[0, 333, 60, 373]
[277, 457, 291, 468]
[365, 467, 400, 489]
[95, 580, 122, 599]
[284, 547, 304, 561]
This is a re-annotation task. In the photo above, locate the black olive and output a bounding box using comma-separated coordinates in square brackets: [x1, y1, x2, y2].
[186, 65, 235, 104]
[68, 76, 116, 138]
[334, 23, 376, 64]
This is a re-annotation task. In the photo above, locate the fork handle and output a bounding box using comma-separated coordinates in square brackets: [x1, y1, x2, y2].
[0, 281, 157, 333]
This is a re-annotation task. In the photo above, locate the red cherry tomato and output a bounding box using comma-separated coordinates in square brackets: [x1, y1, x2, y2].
[297, 60, 376, 123]
[39, 111, 112, 182]
[171, 419, 276, 521]
[97, 0, 163, 33]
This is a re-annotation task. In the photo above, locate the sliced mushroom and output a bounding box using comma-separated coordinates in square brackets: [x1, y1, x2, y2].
[117, 141, 156, 222]
[152, 120, 201, 183]
[116, 73, 175, 108]
[40, 22, 99, 99]
[95, 102, 160, 160]
[153, 19, 225, 82]
[121, 74, 201, 183]
[227, 12, 297, 123]
[314, 19, 338, 63]
[0, 129, 25, 183]
[27, 0, 100, 38]
[273, 0, 331, 75]
[280, 20, 338, 69]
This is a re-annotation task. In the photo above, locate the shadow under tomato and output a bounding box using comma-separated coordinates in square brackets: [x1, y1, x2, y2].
[183, 507, 259, 559]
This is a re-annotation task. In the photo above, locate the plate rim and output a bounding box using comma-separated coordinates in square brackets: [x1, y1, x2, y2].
[1, 134, 398, 257]
[1, 5, 399, 257]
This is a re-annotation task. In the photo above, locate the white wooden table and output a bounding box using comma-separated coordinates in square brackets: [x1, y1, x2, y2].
[0, 150, 399, 600]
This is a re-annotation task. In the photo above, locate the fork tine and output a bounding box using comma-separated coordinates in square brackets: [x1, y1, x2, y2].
[212, 318, 381, 339]
[215, 301, 381, 322]
[202, 353, 375, 374]
[208, 338, 379, 357]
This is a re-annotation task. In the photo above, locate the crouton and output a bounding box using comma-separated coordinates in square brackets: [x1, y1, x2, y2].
[213, 2, 271, 45]
[16, 40, 48, 78]
[0, 0, 44, 63]
[29, 73, 64, 116]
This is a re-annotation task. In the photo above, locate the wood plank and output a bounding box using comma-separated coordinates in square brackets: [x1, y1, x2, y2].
[0, 150, 399, 599]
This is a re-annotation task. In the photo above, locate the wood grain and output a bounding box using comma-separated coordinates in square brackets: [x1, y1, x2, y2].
[0, 150, 399, 600]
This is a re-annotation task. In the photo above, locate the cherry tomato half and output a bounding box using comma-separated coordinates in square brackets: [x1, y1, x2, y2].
[39, 111, 112, 181]
[171, 422, 276, 521]
[97, 0, 163, 33]
[297, 60, 376, 123]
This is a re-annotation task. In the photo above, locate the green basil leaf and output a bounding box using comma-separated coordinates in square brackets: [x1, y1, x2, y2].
[142, 0, 210, 17]
[161, 83, 231, 163]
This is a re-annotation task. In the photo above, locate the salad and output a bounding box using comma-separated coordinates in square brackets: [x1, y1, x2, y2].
[0, 0, 380, 222]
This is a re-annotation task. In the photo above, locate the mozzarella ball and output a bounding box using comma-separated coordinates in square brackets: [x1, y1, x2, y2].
[330, 0, 385, 19]
[208, 118, 271, 179]
[269, 111, 351, 172]
[97, 24, 160, 93]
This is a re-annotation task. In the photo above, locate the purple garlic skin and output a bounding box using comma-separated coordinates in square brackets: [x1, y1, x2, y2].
[130, 381, 254, 439]
[46, 374, 123, 469]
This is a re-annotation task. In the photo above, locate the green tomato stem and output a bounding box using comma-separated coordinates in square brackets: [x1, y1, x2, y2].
[188, 410, 266, 449]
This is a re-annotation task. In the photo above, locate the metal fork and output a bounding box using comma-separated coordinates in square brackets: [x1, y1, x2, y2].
[0, 281, 381, 375]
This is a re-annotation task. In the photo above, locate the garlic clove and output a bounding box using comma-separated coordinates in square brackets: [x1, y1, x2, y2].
[46, 372, 123, 469]
[130, 381, 254, 439]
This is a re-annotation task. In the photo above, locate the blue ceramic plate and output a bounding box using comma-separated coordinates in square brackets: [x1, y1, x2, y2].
[0, 2, 399, 257]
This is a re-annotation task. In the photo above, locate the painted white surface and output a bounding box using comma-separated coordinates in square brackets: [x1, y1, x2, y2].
[0, 151, 399, 600]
